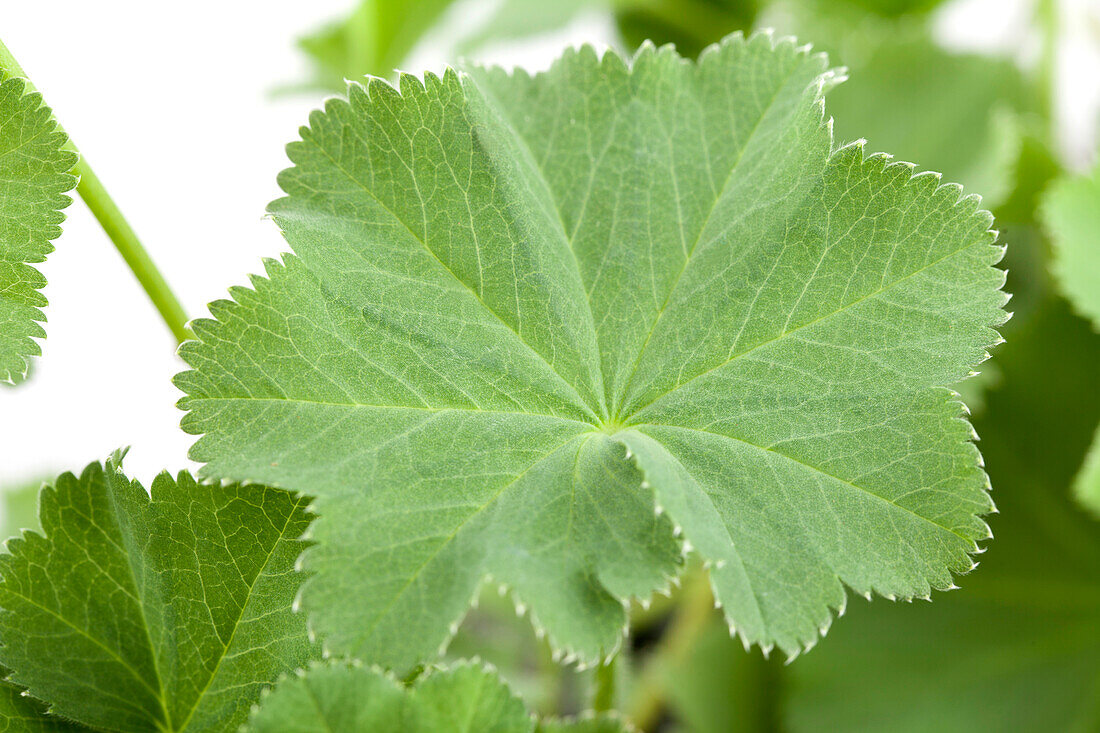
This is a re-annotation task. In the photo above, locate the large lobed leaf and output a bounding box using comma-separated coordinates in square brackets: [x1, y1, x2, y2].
[245, 660, 626, 733]
[176, 32, 1006, 666]
[1041, 162, 1100, 330]
[0, 458, 317, 732]
[0, 70, 77, 384]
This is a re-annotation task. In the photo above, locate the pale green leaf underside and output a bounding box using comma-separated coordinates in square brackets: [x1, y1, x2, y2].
[176, 33, 1005, 664]
[0, 459, 317, 732]
[1040, 164, 1100, 512]
[245, 661, 625, 733]
[0, 72, 77, 384]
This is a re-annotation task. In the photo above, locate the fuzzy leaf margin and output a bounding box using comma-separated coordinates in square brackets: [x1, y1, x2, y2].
[1039, 162, 1100, 512]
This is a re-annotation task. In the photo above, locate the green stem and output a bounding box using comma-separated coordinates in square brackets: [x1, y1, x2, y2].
[592, 654, 616, 713]
[627, 571, 714, 730]
[0, 36, 191, 344]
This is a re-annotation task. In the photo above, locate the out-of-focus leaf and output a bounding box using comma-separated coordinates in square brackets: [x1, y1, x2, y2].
[1041, 162, 1100, 329]
[800, 0, 948, 17]
[825, 31, 1032, 207]
[1077, 430, 1100, 517]
[0, 480, 42, 542]
[1040, 161, 1100, 511]
[456, 0, 596, 55]
[785, 295, 1100, 732]
[244, 661, 628, 733]
[298, 0, 457, 87]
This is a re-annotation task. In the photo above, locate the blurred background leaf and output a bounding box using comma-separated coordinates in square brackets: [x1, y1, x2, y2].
[295, 0, 455, 91]
[0, 479, 42, 542]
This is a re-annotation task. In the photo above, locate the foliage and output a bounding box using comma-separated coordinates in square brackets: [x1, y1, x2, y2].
[1042, 162, 1100, 331]
[297, 0, 455, 91]
[0, 70, 76, 384]
[297, 0, 761, 87]
[245, 661, 628, 732]
[1, 0, 1096, 728]
[0, 458, 317, 732]
[823, 30, 1031, 206]
[176, 32, 1005, 673]
[1040, 162, 1100, 512]
[0, 479, 43, 541]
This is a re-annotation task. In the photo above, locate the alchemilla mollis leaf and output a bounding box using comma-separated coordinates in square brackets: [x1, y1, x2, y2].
[245, 660, 626, 733]
[0, 70, 77, 384]
[1041, 162, 1100, 331]
[175, 32, 1007, 665]
[0, 458, 317, 732]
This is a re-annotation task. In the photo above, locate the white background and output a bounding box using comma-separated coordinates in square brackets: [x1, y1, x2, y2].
[1, 0, 1097, 490]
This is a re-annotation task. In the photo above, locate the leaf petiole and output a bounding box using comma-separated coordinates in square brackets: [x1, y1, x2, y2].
[0, 35, 191, 344]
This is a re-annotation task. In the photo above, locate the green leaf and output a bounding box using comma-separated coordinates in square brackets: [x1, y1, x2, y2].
[1041, 163, 1100, 330]
[615, 0, 759, 59]
[245, 661, 627, 732]
[785, 297, 1100, 732]
[0, 70, 77, 384]
[298, 0, 456, 88]
[1077, 428, 1100, 516]
[538, 715, 632, 733]
[176, 33, 1006, 666]
[0, 479, 43, 542]
[798, 0, 949, 17]
[1040, 162, 1100, 512]
[0, 458, 317, 732]
[775, 13, 1035, 211]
